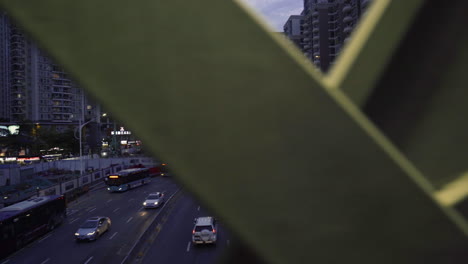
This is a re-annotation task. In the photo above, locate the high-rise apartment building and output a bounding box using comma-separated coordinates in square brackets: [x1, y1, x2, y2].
[284, 0, 372, 72]
[283, 15, 304, 50]
[0, 11, 10, 120]
[0, 12, 100, 129]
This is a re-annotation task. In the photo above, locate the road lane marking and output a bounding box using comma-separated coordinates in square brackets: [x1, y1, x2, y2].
[126, 217, 133, 223]
[69, 218, 79, 224]
[138, 206, 144, 211]
[113, 208, 120, 213]
[38, 234, 52, 243]
[109, 232, 118, 240]
[186, 241, 191, 252]
[1, 259, 10, 264]
[88, 207, 96, 213]
[197, 206, 200, 211]
[106, 199, 113, 203]
[84, 256, 93, 264]
[40, 258, 50, 264]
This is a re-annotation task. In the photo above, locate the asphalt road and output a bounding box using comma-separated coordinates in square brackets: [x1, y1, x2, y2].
[137, 191, 230, 264]
[2, 177, 179, 264]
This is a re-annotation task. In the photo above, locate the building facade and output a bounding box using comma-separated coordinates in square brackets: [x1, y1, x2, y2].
[0, 12, 101, 128]
[283, 15, 304, 50]
[284, 0, 372, 72]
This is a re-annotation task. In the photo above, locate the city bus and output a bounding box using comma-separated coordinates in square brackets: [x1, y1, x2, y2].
[0, 195, 67, 260]
[105, 168, 151, 192]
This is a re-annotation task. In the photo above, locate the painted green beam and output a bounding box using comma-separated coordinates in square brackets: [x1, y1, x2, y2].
[326, 0, 424, 107]
[1, 1, 468, 263]
[362, 0, 468, 189]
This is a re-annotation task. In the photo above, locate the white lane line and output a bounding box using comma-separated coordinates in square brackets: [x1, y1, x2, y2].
[1, 259, 10, 264]
[38, 234, 52, 243]
[138, 207, 144, 211]
[197, 206, 200, 211]
[109, 232, 118, 240]
[40, 258, 50, 264]
[84, 256, 93, 264]
[186, 241, 191, 252]
[106, 199, 113, 203]
[69, 218, 79, 224]
[113, 208, 120, 213]
[88, 207, 96, 213]
[126, 217, 133, 223]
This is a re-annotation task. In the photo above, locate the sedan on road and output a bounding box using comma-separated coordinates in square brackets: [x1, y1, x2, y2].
[75, 216, 111, 241]
[143, 192, 165, 208]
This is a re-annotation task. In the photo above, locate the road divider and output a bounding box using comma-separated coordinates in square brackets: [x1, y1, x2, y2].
[120, 188, 182, 264]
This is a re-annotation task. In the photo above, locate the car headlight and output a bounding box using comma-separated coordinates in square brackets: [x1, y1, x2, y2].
[154, 202, 158, 205]
[107, 188, 110, 190]
[75, 233, 79, 236]
[143, 202, 147, 206]
[119, 188, 122, 190]
[87, 232, 95, 236]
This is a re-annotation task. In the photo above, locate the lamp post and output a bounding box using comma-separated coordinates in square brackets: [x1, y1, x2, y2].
[75, 118, 94, 176]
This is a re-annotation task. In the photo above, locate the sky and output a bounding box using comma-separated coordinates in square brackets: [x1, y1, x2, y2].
[238, 0, 303, 32]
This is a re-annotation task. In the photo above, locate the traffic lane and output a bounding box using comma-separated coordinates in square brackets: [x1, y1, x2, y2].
[89, 183, 181, 263]
[141, 192, 228, 264]
[1, 182, 158, 264]
[190, 207, 229, 264]
[57, 178, 180, 264]
[2, 177, 178, 264]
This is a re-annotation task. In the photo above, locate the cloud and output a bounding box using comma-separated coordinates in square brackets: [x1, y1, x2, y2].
[238, 0, 303, 31]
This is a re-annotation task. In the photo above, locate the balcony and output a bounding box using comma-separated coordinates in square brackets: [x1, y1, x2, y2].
[362, 0, 370, 8]
[343, 26, 353, 34]
[343, 16, 354, 23]
[343, 5, 352, 13]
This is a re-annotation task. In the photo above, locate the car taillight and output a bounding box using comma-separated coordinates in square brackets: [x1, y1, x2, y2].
[192, 230, 195, 234]
[212, 229, 216, 233]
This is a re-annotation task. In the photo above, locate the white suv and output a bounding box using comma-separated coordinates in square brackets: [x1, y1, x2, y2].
[192, 216, 217, 245]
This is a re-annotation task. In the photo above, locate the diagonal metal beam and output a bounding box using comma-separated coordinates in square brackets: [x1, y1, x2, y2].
[1, 0, 468, 263]
[326, 0, 424, 106]
[362, 0, 468, 189]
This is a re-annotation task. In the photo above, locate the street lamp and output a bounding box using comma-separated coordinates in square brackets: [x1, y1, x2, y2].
[75, 118, 94, 176]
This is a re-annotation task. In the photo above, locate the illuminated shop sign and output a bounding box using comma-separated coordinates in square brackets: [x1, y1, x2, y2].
[111, 126, 131, 135]
[0, 125, 20, 137]
[17, 157, 41, 162]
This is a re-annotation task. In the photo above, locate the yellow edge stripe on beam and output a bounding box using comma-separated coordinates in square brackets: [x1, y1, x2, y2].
[326, 85, 468, 237]
[434, 173, 468, 206]
[324, 0, 391, 89]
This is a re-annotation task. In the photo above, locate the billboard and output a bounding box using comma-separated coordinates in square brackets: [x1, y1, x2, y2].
[0, 125, 20, 137]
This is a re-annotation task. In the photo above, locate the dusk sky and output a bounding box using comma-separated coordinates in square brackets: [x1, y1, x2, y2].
[239, 0, 304, 32]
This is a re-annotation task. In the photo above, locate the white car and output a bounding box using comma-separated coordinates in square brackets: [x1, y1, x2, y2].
[192, 216, 217, 245]
[75, 216, 111, 241]
[143, 192, 165, 208]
